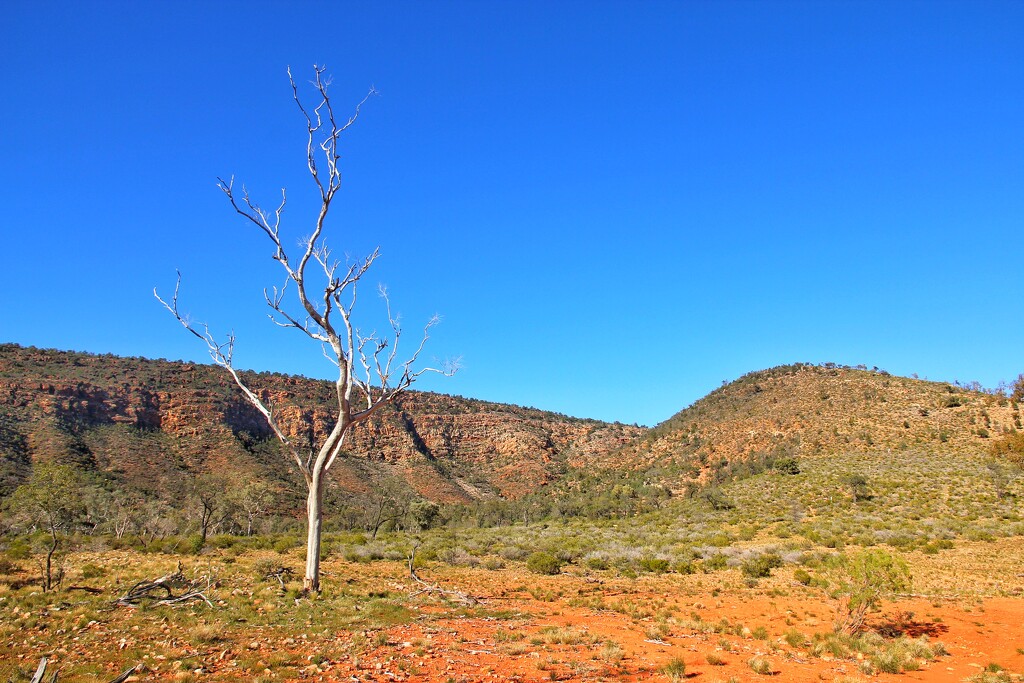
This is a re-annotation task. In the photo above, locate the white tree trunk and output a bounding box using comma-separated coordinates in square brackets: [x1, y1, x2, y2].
[303, 474, 326, 592]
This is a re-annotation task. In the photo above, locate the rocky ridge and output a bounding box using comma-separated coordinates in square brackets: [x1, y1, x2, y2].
[0, 344, 643, 503]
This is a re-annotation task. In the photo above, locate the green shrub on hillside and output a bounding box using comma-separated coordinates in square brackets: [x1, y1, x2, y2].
[990, 431, 1024, 465]
[638, 556, 670, 574]
[702, 553, 728, 572]
[701, 487, 735, 510]
[773, 457, 800, 475]
[842, 473, 871, 502]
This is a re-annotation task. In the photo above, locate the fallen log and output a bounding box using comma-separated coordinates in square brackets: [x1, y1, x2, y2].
[113, 562, 214, 608]
[29, 656, 49, 683]
[29, 658, 139, 683]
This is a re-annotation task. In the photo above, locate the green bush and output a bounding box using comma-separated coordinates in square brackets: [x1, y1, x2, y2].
[273, 536, 301, 554]
[344, 543, 384, 563]
[823, 549, 910, 634]
[4, 539, 32, 560]
[185, 535, 205, 555]
[673, 559, 695, 574]
[702, 553, 728, 572]
[774, 458, 801, 475]
[741, 553, 783, 578]
[638, 557, 670, 574]
[783, 628, 807, 647]
[209, 534, 244, 549]
[79, 562, 106, 579]
[660, 657, 687, 681]
[922, 539, 954, 554]
[526, 551, 563, 575]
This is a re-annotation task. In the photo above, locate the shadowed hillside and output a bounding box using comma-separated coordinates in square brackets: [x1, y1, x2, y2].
[0, 344, 643, 505]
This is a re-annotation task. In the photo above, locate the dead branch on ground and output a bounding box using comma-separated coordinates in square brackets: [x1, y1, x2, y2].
[29, 657, 50, 683]
[407, 545, 478, 606]
[113, 562, 215, 608]
[263, 566, 295, 590]
[29, 657, 139, 683]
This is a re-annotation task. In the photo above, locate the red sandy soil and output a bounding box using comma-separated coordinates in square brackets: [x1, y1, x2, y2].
[299, 588, 1023, 682]
[3, 539, 1023, 682]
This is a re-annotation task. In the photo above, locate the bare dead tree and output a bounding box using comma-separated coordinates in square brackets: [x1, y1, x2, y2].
[367, 479, 411, 539]
[156, 65, 455, 592]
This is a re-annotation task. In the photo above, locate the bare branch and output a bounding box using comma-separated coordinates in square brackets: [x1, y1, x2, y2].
[154, 272, 234, 366]
[155, 275, 311, 482]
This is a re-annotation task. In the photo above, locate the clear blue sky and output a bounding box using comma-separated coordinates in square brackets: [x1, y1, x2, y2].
[3, 1, 1022, 426]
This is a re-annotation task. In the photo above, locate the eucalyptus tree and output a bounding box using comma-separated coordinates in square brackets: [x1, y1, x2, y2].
[6, 463, 85, 591]
[158, 66, 454, 592]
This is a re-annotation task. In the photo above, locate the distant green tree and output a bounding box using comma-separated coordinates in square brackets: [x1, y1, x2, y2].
[986, 460, 1011, 499]
[842, 473, 871, 502]
[1011, 374, 1024, 403]
[700, 487, 735, 511]
[227, 480, 275, 536]
[364, 481, 411, 539]
[991, 431, 1024, 468]
[408, 500, 440, 531]
[187, 473, 233, 546]
[773, 457, 801, 475]
[4, 464, 85, 591]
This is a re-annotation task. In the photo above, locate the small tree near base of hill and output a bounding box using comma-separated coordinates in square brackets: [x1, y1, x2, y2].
[5, 463, 85, 591]
[157, 65, 455, 593]
[822, 548, 910, 635]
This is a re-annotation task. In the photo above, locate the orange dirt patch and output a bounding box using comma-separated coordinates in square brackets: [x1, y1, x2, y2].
[311, 575, 1024, 682]
[3, 541, 1024, 682]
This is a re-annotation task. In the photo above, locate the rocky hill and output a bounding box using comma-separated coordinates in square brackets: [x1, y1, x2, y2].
[0, 344, 643, 504]
[610, 363, 1021, 489]
[3, 347, 1018, 512]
